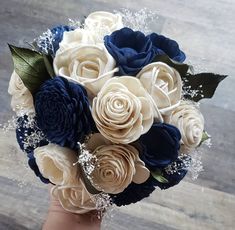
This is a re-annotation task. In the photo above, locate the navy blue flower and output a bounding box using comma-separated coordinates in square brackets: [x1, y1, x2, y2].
[104, 27, 155, 76]
[140, 123, 181, 170]
[16, 115, 48, 154]
[27, 152, 50, 184]
[34, 76, 95, 149]
[111, 176, 156, 206]
[51, 25, 73, 54]
[148, 33, 186, 63]
[152, 155, 191, 190]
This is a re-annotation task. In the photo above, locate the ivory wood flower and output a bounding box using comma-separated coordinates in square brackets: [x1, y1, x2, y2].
[170, 100, 204, 150]
[34, 143, 79, 185]
[136, 62, 182, 121]
[86, 133, 150, 194]
[58, 28, 98, 52]
[92, 76, 155, 144]
[8, 71, 35, 115]
[54, 44, 118, 98]
[84, 11, 123, 39]
[51, 179, 97, 214]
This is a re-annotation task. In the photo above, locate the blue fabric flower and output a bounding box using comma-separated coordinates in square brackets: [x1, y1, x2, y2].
[140, 123, 181, 170]
[111, 176, 156, 206]
[148, 33, 186, 62]
[34, 76, 95, 149]
[51, 25, 73, 54]
[152, 156, 190, 190]
[16, 115, 48, 154]
[104, 27, 156, 76]
[27, 152, 50, 184]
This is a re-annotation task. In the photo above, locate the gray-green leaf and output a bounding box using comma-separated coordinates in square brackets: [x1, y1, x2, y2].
[183, 73, 227, 102]
[151, 169, 169, 183]
[9, 44, 52, 94]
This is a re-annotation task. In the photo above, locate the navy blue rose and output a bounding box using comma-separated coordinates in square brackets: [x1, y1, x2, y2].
[104, 27, 156, 76]
[16, 115, 48, 154]
[50, 25, 73, 54]
[148, 33, 186, 63]
[111, 176, 156, 206]
[34, 76, 95, 149]
[152, 155, 191, 190]
[140, 123, 181, 170]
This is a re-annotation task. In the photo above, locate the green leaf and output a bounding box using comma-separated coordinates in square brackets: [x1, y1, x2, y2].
[153, 54, 191, 76]
[43, 54, 55, 78]
[199, 131, 210, 146]
[151, 169, 169, 183]
[8, 44, 52, 94]
[183, 73, 227, 102]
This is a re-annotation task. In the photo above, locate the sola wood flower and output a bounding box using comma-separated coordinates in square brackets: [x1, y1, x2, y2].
[92, 76, 154, 144]
[85, 133, 150, 194]
[8, 71, 35, 115]
[137, 62, 182, 121]
[170, 100, 204, 150]
[84, 11, 123, 37]
[58, 28, 99, 51]
[51, 179, 97, 214]
[34, 143, 78, 185]
[54, 44, 118, 98]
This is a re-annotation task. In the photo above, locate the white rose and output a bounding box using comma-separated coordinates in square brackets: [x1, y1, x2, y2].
[86, 133, 150, 194]
[58, 28, 98, 52]
[53, 44, 118, 98]
[34, 143, 78, 185]
[92, 76, 154, 144]
[170, 100, 204, 150]
[136, 62, 182, 121]
[51, 179, 96, 214]
[8, 71, 35, 115]
[84, 11, 123, 39]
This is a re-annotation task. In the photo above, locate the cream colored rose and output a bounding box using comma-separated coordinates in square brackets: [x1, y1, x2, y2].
[34, 143, 78, 185]
[170, 100, 204, 150]
[54, 44, 118, 98]
[137, 62, 182, 120]
[58, 28, 98, 52]
[92, 77, 154, 144]
[8, 71, 35, 115]
[84, 11, 123, 38]
[86, 133, 150, 194]
[51, 179, 96, 214]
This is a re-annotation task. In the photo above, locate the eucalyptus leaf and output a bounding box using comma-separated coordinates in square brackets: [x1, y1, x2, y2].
[9, 44, 52, 94]
[153, 54, 190, 76]
[183, 73, 227, 102]
[151, 169, 169, 183]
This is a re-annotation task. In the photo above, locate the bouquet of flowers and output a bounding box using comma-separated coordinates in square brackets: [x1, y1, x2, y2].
[8, 11, 226, 214]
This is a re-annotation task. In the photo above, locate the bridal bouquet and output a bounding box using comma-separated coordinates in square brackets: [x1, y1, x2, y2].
[8, 11, 226, 213]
